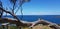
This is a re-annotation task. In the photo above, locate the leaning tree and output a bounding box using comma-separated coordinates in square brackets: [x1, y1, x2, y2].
[0, 0, 60, 29]
[0, 0, 30, 28]
[0, 0, 30, 21]
[0, 0, 31, 29]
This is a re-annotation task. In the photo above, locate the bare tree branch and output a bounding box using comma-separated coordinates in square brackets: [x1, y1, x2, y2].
[0, 0, 3, 18]
[9, 0, 17, 14]
[0, 7, 20, 22]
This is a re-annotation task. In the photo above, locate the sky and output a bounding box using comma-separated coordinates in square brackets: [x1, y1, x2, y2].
[1, 0, 60, 15]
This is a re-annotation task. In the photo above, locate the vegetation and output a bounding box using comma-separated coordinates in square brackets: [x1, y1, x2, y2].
[0, 24, 53, 29]
[0, 0, 60, 29]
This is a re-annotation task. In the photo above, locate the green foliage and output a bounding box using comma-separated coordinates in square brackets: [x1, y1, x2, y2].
[10, 26, 17, 29]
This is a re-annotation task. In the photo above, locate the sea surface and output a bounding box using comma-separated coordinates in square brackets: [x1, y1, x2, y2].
[2, 15, 60, 24]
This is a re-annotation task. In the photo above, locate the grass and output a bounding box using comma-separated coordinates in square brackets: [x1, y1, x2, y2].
[32, 24, 52, 29]
[0, 24, 53, 29]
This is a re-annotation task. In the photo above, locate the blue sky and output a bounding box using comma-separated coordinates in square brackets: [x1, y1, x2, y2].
[1, 0, 60, 15]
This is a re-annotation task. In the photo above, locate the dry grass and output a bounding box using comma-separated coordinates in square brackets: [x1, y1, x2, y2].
[33, 24, 52, 29]
[22, 24, 53, 29]
[0, 24, 53, 29]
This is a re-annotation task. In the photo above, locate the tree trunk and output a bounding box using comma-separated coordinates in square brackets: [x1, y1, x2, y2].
[0, 7, 20, 22]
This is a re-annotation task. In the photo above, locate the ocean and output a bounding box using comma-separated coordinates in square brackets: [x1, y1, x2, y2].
[3, 15, 60, 24]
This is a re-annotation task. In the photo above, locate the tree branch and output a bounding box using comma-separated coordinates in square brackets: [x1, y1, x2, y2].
[0, 7, 20, 22]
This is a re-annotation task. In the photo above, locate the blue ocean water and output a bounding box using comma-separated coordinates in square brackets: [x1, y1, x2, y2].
[3, 15, 60, 24]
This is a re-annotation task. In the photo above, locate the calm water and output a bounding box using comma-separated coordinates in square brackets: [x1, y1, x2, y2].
[3, 15, 60, 24]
